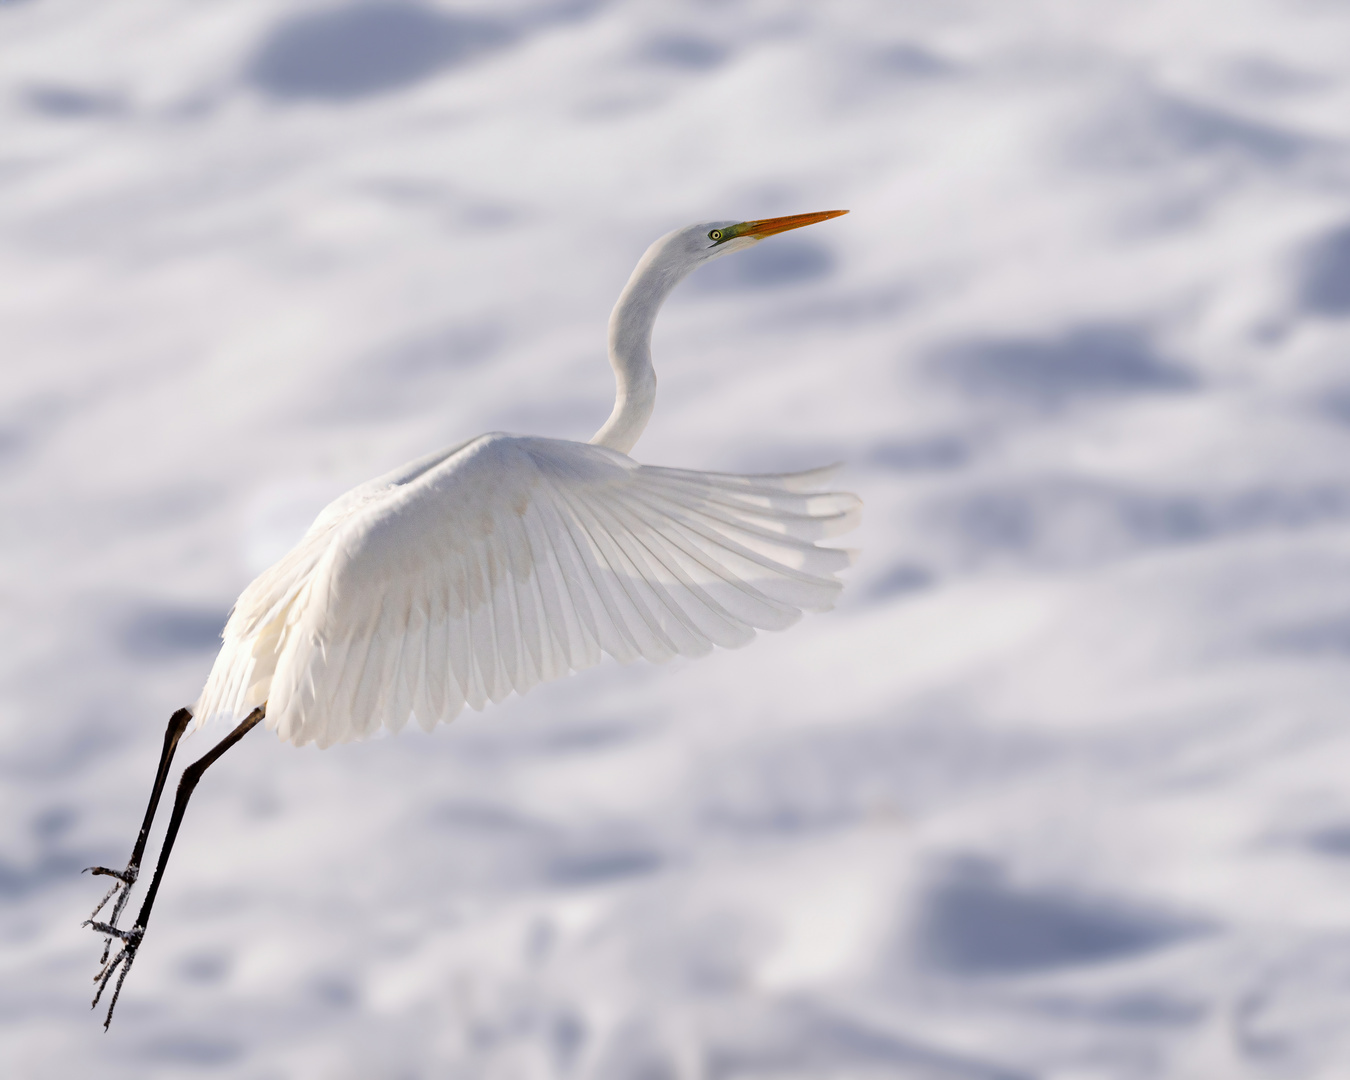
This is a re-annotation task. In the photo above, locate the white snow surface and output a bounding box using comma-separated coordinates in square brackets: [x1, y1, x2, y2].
[4, 0, 1350, 1075]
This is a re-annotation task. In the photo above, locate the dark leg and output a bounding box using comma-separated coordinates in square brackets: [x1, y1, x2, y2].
[85, 708, 194, 940]
[88, 705, 265, 1029]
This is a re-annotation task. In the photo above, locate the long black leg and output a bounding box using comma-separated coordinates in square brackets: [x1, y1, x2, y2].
[88, 705, 266, 1029]
[85, 708, 194, 939]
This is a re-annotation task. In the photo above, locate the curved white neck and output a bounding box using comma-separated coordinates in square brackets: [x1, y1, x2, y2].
[589, 239, 693, 455]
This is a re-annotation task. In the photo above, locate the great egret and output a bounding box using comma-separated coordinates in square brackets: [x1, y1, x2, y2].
[84, 209, 858, 1026]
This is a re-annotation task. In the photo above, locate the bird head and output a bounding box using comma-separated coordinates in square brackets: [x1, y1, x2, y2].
[598, 208, 849, 452]
[650, 209, 849, 275]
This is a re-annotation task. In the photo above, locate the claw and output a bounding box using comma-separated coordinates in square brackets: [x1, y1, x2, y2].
[86, 882, 121, 926]
[85, 868, 139, 973]
[83, 920, 142, 943]
[85, 864, 137, 931]
[90, 929, 141, 1030]
[85, 865, 136, 884]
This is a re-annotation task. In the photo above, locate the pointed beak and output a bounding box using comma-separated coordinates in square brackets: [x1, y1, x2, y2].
[734, 209, 848, 239]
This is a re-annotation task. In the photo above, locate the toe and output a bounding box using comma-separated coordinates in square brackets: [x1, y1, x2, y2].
[85, 866, 132, 883]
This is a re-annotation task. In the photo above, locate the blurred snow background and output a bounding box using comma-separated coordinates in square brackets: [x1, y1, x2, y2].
[3, 0, 1350, 1075]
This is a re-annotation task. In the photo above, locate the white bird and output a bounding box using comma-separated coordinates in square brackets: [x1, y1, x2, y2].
[84, 209, 859, 1025]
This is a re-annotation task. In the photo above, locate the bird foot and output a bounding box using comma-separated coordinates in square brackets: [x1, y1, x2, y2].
[84, 919, 140, 943]
[84, 864, 137, 924]
[87, 922, 143, 1029]
[84, 863, 140, 971]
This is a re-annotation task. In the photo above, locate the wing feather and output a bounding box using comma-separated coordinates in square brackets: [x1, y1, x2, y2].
[557, 484, 683, 661]
[465, 554, 496, 709]
[503, 513, 543, 691]
[581, 491, 716, 656]
[629, 489, 846, 613]
[195, 434, 860, 746]
[484, 540, 515, 703]
[519, 497, 583, 674]
[601, 494, 757, 648]
[541, 477, 644, 664]
[443, 552, 475, 711]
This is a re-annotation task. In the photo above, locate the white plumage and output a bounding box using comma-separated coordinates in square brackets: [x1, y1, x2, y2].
[195, 436, 858, 747]
[194, 210, 858, 747]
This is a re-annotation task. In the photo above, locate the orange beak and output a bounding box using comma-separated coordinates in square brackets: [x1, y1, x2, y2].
[735, 209, 848, 238]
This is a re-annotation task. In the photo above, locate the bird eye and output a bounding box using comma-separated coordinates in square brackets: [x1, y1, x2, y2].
[708, 230, 723, 242]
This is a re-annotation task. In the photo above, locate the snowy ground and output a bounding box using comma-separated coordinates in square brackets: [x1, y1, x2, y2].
[4, 0, 1350, 1075]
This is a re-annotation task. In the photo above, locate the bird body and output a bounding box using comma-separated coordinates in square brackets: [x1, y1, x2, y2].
[194, 210, 859, 747]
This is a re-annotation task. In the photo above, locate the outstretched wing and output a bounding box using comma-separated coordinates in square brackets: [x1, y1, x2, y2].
[195, 434, 860, 747]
